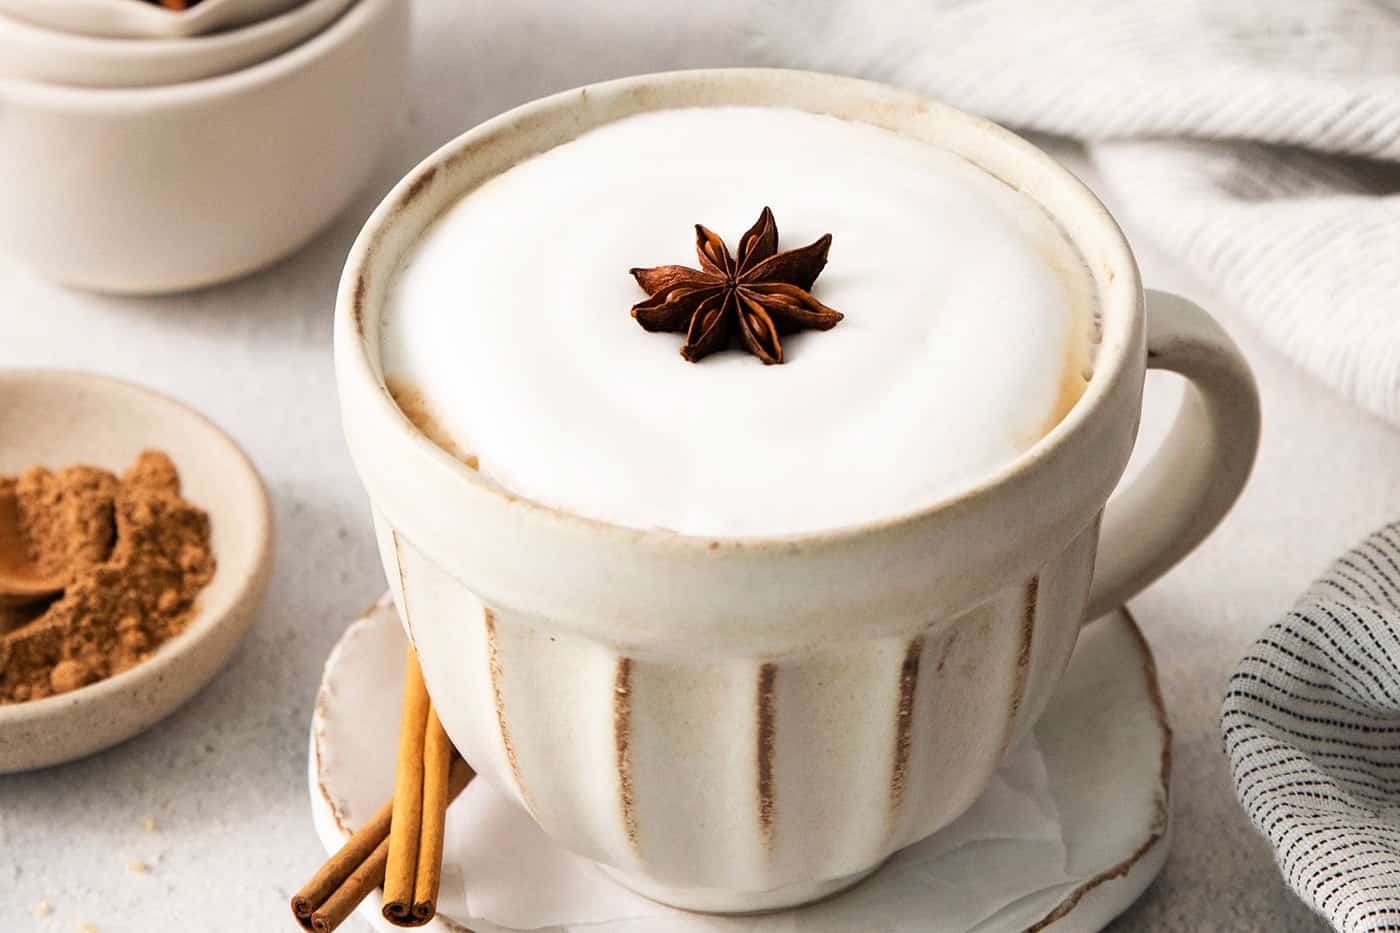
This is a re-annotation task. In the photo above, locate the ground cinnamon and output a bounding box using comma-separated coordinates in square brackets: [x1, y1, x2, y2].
[0, 451, 215, 704]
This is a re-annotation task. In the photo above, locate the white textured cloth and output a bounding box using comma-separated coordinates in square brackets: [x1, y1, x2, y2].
[740, 0, 1400, 422]
[1224, 523, 1400, 933]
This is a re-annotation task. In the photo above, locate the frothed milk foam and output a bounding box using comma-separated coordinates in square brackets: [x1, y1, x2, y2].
[380, 106, 1098, 537]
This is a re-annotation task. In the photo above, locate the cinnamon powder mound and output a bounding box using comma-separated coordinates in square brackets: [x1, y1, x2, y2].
[15, 464, 117, 581]
[0, 451, 215, 704]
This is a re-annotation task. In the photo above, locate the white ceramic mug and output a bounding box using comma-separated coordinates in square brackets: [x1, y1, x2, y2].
[335, 69, 1260, 913]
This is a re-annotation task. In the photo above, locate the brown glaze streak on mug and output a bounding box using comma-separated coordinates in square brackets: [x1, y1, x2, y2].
[613, 657, 639, 849]
[756, 662, 779, 847]
[1008, 577, 1039, 731]
[484, 609, 534, 814]
[352, 272, 368, 339]
[390, 530, 417, 654]
[888, 635, 925, 824]
[401, 163, 440, 209]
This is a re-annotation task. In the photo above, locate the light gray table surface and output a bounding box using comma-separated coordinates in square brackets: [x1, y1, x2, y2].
[0, 4, 1383, 931]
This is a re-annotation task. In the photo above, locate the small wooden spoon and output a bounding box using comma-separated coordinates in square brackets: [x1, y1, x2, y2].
[0, 487, 64, 608]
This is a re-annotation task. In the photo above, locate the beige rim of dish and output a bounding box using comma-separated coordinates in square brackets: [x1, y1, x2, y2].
[0, 369, 274, 774]
[309, 599, 1170, 933]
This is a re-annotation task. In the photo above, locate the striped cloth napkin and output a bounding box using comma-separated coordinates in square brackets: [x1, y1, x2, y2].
[1223, 522, 1400, 933]
[749, 0, 1400, 423]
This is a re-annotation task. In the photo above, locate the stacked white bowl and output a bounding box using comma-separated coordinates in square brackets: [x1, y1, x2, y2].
[0, 0, 409, 293]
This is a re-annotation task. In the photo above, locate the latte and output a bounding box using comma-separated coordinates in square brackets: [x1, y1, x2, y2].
[379, 106, 1098, 537]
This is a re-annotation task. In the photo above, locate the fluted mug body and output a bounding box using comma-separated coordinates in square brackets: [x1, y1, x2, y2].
[336, 70, 1259, 912]
[370, 510, 1095, 911]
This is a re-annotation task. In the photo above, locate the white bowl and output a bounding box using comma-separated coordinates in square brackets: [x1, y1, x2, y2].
[0, 0, 354, 89]
[0, 0, 407, 294]
[0, 370, 274, 774]
[0, 0, 308, 40]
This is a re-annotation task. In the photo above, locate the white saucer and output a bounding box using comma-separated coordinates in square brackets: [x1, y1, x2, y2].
[309, 598, 1170, 933]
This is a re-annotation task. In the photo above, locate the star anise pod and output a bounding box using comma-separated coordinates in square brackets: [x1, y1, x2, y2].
[629, 207, 843, 365]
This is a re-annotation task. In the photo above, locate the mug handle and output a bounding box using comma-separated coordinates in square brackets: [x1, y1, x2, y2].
[1084, 289, 1261, 621]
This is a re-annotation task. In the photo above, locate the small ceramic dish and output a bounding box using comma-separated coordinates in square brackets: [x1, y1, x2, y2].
[0, 0, 354, 89]
[0, 370, 274, 774]
[0, 0, 407, 294]
[0, 0, 307, 40]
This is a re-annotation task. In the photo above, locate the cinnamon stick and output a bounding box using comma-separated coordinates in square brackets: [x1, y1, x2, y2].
[413, 707, 454, 921]
[292, 797, 392, 920]
[383, 649, 432, 923]
[303, 835, 390, 932]
[292, 757, 474, 932]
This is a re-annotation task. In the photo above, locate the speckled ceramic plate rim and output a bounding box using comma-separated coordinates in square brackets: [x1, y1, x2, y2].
[0, 369, 274, 770]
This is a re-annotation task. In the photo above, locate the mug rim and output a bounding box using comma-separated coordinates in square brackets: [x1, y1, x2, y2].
[335, 67, 1143, 552]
